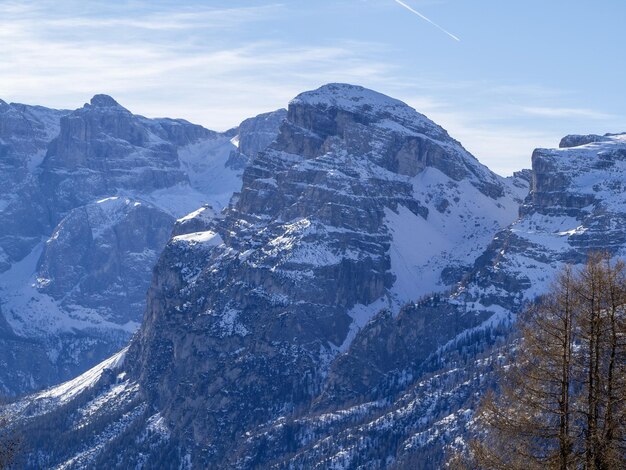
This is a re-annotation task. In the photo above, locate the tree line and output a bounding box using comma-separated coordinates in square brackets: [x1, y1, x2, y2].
[459, 253, 626, 469]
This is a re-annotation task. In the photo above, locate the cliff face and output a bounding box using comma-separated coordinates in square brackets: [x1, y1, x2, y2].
[483, 132, 626, 304]
[39, 95, 203, 222]
[226, 108, 287, 169]
[0, 100, 68, 271]
[37, 197, 175, 324]
[0, 95, 283, 395]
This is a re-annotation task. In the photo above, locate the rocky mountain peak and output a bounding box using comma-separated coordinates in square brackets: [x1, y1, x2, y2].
[528, 133, 626, 218]
[0, 97, 285, 397]
[225, 108, 287, 170]
[289, 83, 449, 143]
[88, 93, 126, 110]
[281, 84, 508, 203]
[236, 108, 286, 158]
[40, 95, 189, 219]
[293, 83, 407, 111]
[559, 132, 626, 149]
[0, 85, 534, 469]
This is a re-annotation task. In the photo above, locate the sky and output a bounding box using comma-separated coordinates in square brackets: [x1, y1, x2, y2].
[0, 0, 624, 175]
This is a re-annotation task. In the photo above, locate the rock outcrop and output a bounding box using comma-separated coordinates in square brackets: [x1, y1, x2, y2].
[40, 95, 205, 222]
[37, 197, 174, 324]
[266, 131, 626, 468]
[226, 108, 287, 169]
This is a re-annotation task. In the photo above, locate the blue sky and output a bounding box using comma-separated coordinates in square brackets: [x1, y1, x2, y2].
[0, 0, 624, 175]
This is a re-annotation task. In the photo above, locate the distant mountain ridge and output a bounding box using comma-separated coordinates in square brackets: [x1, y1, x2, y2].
[0, 95, 285, 395]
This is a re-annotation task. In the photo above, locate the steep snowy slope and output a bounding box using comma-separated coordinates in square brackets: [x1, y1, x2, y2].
[0, 96, 285, 394]
[3, 84, 530, 469]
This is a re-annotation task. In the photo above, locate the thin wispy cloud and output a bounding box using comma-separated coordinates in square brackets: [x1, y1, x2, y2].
[392, 0, 460, 42]
[0, 2, 394, 129]
[521, 106, 615, 120]
[1, 0, 623, 176]
[44, 4, 283, 31]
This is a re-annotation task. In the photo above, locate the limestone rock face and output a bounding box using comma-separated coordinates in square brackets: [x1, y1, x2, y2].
[0, 95, 283, 395]
[0, 101, 68, 271]
[39, 95, 201, 222]
[482, 133, 626, 303]
[303, 132, 626, 467]
[37, 197, 174, 323]
[193, 133, 626, 469]
[117, 83, 522, 467]
[226, 108, 286, 170]
[559, 133, 608, 148]
[237, 108, 287, 159]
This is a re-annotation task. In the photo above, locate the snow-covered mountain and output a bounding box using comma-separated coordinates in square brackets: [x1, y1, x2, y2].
[3, 84, 541, 468]
[272, 132, 626, 468]
[0, 95, 285, 394]
[9, 83, 626, 468]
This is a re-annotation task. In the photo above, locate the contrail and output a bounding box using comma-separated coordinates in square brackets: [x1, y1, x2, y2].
[392, 0, 460, 42]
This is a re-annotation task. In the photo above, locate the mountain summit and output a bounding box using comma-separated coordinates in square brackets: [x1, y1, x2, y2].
[89, 94, 125, 109]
